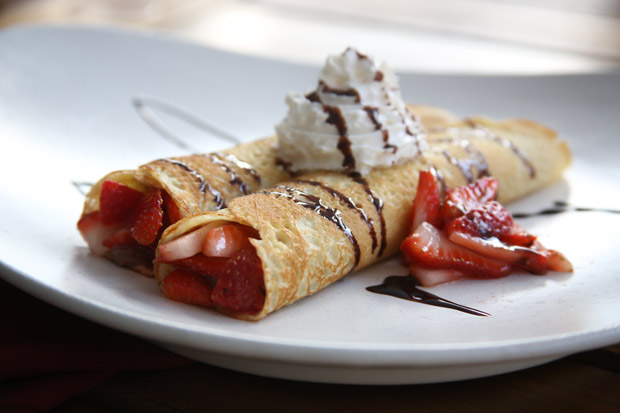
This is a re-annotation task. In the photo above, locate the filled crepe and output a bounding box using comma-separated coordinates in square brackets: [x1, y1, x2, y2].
[154, 116, 570, 320]
[152, 48, 571, 320]
[77, 138, 291, 276]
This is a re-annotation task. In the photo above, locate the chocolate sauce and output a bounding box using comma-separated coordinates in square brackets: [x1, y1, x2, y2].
[207, 153, 260, 196]
[132, 96, 240, 151]
[72, 181, 93, 196]
[159, 158, 226, 209]
[261, 185, 361, 267]
[319, 80, 361, 103]
[321, 105, 356, 170]
[275, 157, 295, 175]
[367, 275, 490, 317]
[465, 119, 536, 178]
[429, 138, 491, 183]
[374, 71, 384, 81]
[512, 201, 620, 219]
[350, 173, 387, 257]
[363, 106, 397, 153]
[305, 91, 321, 103]
[296, 180, 378, 253]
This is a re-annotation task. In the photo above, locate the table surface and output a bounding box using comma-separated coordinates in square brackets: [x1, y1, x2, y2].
[1, 1, 619, 410]
[54, 346, 620, 412]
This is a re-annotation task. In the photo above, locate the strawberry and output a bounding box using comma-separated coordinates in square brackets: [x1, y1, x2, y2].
[408, 263, 465, 287]
[99, 180, 143, 225]
[448, 231, 549, 275]
[167, 254, 229, 280]
[445, 201, 514, 240]
[442, 177, 498, 220]
[78, 211, 122, 255]
[130, 189, 164, 245]
[408, 170, 442, 233]
[163, 191, 182, 224]
[401, 222, 512, 279]
[161, 269, 214, 307]
[212, 246, 265, 313]
[102, 228, 138, 248]
[203, 224, 254, 258]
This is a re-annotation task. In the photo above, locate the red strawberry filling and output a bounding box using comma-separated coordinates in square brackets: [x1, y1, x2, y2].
[77, 180, 181, 271]
[158, 224, 265, 314]
[401, 171, 573, 287]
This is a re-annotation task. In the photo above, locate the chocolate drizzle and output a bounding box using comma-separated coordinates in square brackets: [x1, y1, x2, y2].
[363, 106, 397, 153]
[319, 80, 361, 103]
[465, 119, 536, 177]
[429, 138, 491, 183]
[159, 158, 225, 209]
[350, 172, 387, 257]
[260, 185, 361, 267]
[208, 153, 261, 196]
[297, 180, 378, 253]
[512, 201, 620, 219]
[321, 105, 356, 170]
[367, 275, 490, 317]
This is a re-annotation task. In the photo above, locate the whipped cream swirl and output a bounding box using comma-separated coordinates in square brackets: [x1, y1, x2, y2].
[275, 48, 425, 176]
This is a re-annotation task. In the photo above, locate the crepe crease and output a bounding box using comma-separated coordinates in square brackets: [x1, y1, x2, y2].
[155, 111, 571, 320]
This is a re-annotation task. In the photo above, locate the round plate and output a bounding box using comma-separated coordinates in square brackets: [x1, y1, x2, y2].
[1, 25, 619, 384]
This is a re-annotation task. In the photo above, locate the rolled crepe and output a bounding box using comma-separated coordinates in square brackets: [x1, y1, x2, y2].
[78, 105, 455, 276]
[155, 114, 571, 320]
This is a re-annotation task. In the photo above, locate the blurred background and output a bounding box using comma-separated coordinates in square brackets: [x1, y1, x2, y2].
[1, 0, 619, 74]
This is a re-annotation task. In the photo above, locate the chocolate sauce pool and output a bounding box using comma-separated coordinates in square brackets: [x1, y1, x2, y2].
[367, 275, 490, 317]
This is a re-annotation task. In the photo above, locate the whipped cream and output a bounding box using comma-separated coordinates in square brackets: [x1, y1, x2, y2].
[275, 48, 425, 176]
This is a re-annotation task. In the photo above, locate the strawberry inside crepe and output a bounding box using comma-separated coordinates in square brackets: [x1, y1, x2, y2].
[156, 223, 264, 313]
[401, 171, 573, 286]
[78, 180, 182, 273]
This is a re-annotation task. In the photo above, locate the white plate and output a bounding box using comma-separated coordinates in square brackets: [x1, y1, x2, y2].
[1, 25, 619, 385]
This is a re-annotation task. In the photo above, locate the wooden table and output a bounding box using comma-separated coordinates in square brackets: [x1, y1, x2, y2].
[55, 345, 620, 412]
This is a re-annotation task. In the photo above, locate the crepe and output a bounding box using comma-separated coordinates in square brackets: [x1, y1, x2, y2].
[155, 114, 571, 320]
[79, 138, 291, 275]
[78, 105, 456, 276]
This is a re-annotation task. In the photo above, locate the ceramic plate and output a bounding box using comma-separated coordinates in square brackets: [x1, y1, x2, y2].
[1, 25, 619, 384]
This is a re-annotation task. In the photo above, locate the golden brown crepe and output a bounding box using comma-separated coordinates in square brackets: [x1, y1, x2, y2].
[155, 114, 571, 320]
[79, 105, 457, 276]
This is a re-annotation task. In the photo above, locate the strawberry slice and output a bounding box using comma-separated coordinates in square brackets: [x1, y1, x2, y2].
[448, 231, 549, 275]
[442, 177, 498, 220]
[212, 246, 265, 313]
[401, 222, 512, 279]
[130, 189, 164, 245]
[161, 269, 214, 307]
[99, 180, 143, 225]
[167, 254, 229, 280]
[409, 263, 465, 287]
[78, 211, 123, 255]
[163, 191, 182, 224]
[445, 201, 514, 240]
[102, 228, 138, 248]
[203, 224, 256, 258]
[408, 170, 442, 233]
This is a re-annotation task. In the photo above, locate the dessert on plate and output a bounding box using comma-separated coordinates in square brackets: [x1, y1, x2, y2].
[151, 48, 571, 320]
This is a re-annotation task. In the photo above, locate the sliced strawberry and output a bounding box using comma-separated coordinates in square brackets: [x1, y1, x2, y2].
[500, 222, 537, 247]
[168, 253, 229, 280]
[409, 263, 465, 287]
[203, 224, 255, 258]
[212, 246, 265, 313]
[442, 177, 498, 220]
[448, 231, 549, 275]
[408, 170, 442, 233]
[99, 180, 143, 225]
[401, 222, 512, 279]
[102, 228, 138, 248]
[78, 211, 123, 255]
[161, 269, 214, 307]
[545, 248, 574, 273]
[445, 201, 514, 240]
[157, 225, 215, 262]
[163, 191, 182, 224]
[130, 189, 164, 245]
